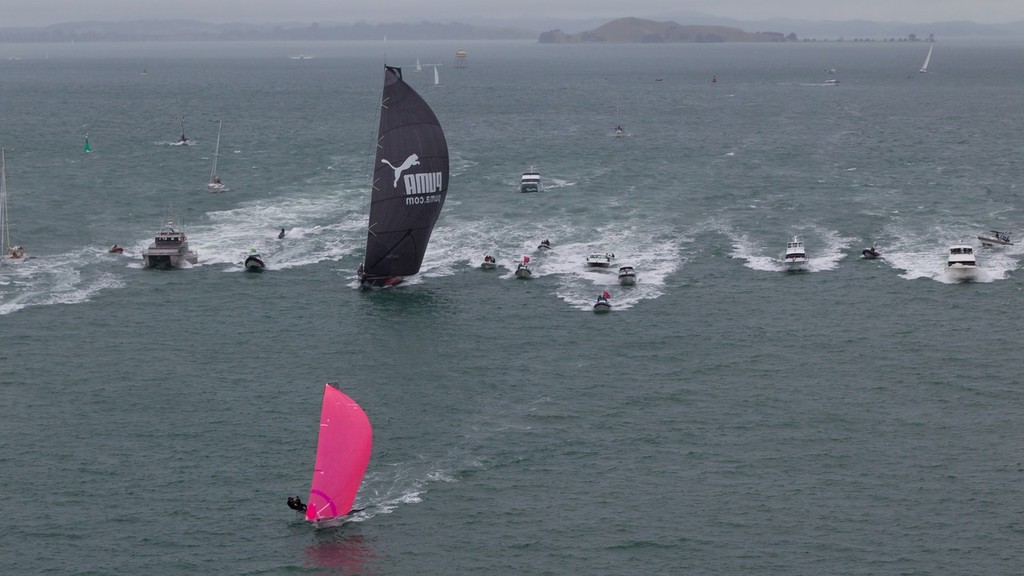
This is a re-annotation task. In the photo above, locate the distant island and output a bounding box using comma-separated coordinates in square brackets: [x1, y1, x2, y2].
[0, 15, 1020, 43]
[539, 17, 794, 43]
[0, 19, 536, 43]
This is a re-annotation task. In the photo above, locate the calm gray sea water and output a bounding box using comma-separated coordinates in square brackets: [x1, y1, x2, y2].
[2, 39, 1024, 575]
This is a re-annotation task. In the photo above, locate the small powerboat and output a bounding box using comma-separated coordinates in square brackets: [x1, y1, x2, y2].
[243, 249, 266, 272]
[782, 236, 808, 271]
[977, 230, 1013, 247]
[109, 244, 124, 254]
[586, 252, 615, 268]
[861, 246, 881, 259]
[481, 255, 497, 270]
[617, 266, 636, 286]
[593, 291, 612, 313]
[537, 239, 552, 251]
[515, 256, 532, 279]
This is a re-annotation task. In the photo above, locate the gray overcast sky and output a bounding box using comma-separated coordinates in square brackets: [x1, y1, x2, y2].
[4, 1, 1024, 27]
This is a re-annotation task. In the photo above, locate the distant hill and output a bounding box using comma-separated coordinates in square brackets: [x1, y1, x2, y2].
[539, 17, 790, 43]
[0, 19, 537, 42]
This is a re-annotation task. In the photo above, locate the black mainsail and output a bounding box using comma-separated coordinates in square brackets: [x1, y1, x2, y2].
[359, 65, 449, 288]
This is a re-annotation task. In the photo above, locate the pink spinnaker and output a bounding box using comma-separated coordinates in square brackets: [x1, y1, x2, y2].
[306, 384, 373, 522]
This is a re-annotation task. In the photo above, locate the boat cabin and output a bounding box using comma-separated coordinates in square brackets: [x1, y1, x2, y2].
[947, 245, 976, 266]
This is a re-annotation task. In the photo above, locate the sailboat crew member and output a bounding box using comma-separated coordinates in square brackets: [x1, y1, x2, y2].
[287, 496, 307, 512]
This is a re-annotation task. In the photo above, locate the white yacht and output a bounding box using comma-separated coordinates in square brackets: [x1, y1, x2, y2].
[783, 236, 808, 271]
[586, 252, 615, 268]
[520, 167, 542, 193]
[617, 266, 636, 286]
[142, 219, 198, 269]
[945, 244, 977, 281]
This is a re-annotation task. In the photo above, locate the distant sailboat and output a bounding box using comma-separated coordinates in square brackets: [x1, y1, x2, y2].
[1, 148, 26, 262]
[613, 99, 625, 137]
[358, 65, 449, 289]
[207, 119, 226, 192]
[175, 112, 190, 145]
[415, 58, 422, 72]
[919, 44, 933, 73]
[303, 383, 372, 524]
[433, 65, 440, 86]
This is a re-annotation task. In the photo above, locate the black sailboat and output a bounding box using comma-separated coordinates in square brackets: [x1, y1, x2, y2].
[358, 65, 449, 289]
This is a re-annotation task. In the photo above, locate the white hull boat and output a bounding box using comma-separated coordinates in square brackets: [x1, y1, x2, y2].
[977, 230, 1012, 247]
[617, 266, 636, 286]
[520, 167, 542, 193]
[945, 244, 977, 281]
[142, 217, 198, 269]
[783, 236, 808, 271]
[586, 252, 615, 268]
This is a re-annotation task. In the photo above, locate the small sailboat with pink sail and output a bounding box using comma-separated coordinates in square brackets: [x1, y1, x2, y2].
[289, 383, 373, 526]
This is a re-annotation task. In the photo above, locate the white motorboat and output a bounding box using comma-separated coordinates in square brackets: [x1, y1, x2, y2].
[617, 265, 636, 286]
[515, 257, 532, 279]
[481, 255, 497, 270]
[593, 291, 612, 313]
[783, 236, 808, 271]
[243, 249, 265, 272]
[520, 167, 542, 193]
[142, 217, 198, 269]
[977, 230, 1013, 247]
[861, 246, 881, 259]
[945, 243, 977, 281]
[586, 252, 615, 268]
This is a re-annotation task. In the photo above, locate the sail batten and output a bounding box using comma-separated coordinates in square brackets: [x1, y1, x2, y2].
[305, 384, 373, 523]
[360, 65, 449, 287]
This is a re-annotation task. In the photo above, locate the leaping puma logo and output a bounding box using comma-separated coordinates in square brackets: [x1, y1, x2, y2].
[381, 154, 420, 188]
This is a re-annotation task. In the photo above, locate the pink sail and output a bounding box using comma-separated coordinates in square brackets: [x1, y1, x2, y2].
[306, 383, 373, 522]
